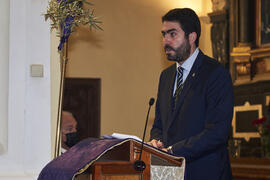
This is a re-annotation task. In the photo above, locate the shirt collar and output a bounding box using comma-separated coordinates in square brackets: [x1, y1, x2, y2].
[176, 48, 199, 72]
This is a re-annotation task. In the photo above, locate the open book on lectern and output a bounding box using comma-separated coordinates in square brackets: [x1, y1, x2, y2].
[112, 132, 142, 142]
[102, 132, 142, 142]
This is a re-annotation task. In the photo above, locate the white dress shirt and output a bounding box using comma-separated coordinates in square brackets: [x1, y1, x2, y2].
[173, 48, 199, 95]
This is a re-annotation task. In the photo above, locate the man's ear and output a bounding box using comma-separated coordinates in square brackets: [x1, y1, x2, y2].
[189, 32, 197, 44]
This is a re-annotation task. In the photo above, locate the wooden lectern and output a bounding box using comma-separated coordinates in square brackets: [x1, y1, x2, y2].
[75, 139, 184, 180]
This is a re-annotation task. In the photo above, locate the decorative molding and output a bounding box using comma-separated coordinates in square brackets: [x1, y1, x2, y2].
[199, 16, 210, 24]
[208, 10, 229, 67]
[232, 101, 261, 141]
[211, 0, 228, 12]
[250, 47, 270, 60]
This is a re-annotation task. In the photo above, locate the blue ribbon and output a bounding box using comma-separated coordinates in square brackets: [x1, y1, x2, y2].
[58, 16, 74, 51]
[57, 0, 74, 51]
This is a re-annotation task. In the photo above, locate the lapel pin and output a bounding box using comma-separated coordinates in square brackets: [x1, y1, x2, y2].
[192, 73, 195, 77]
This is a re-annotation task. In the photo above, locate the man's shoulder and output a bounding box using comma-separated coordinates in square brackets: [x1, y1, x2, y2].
[200, 52, 227, 73]
[199, 53, 232, 85]
[200, 53, 219, 67]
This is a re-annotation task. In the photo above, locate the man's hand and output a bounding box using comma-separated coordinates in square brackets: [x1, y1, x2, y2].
[162, 146, 173, 153]
[147, 139, 164, 149]
[161, 148, 168, 152]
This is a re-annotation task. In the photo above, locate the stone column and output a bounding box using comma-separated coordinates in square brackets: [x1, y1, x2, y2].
[208, 0, 229, 68]
[238, 0, 254, 44]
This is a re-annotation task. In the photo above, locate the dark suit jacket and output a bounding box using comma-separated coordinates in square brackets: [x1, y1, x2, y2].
[150, 50, 233, 180]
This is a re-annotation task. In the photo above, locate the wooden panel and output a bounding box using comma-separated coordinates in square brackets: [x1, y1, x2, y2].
[92, 163, 144, 180]
[102, 175, 141, 180]
[90, 140, 183, 180]
[75, 174, 91, 180]
[63, 78, 101, 140]
[231, 158, 270, 180]
[99, 141, 131, 162]
[100, 163, 142, 174]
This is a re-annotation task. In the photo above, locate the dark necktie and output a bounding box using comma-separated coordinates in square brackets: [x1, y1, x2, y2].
[173, 66, 184, 109]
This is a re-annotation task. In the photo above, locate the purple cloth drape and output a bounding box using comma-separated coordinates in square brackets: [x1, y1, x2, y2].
[38, 138, 126, 180]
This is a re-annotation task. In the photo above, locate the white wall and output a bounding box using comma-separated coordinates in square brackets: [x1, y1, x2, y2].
[0, 0, 10, 155]
[0, 0, 52, 179]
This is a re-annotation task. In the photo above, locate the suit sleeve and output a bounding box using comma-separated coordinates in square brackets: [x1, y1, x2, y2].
[172, 66, 234, 162]
[150, 71, 164, 141]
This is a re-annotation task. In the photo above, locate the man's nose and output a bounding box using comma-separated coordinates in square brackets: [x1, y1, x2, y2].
[72, 127, 77, 132]
[163, 35, 171, 45]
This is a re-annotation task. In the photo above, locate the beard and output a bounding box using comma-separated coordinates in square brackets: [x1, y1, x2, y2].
[164, 39, 191, 63]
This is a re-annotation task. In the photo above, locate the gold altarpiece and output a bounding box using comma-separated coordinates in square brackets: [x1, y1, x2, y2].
[209, 0, 270, 179]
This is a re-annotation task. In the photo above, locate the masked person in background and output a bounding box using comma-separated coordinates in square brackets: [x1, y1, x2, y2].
[61, 111, 78, 153]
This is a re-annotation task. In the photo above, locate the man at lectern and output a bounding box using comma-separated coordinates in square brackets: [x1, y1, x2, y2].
[148, 8, 233, 180]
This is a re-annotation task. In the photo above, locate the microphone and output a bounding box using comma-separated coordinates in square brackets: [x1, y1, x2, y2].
[133, 98, 155, 171]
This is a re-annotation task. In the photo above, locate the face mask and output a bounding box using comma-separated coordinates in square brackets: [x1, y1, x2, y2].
[65, 132, 78, 148]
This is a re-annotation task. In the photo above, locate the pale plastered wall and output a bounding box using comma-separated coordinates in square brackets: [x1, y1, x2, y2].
[51, 0, 213, 142]
[0, 0, 52, 179]
[0, 0, 9, 155]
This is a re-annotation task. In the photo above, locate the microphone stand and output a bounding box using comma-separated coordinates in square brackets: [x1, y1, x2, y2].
[133, 98, 155, 171]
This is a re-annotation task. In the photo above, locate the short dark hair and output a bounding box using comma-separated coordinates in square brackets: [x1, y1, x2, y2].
[162, 8, 201, 47]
